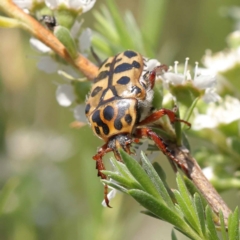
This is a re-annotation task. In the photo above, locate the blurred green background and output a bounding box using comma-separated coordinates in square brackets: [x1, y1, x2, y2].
[0, 0, 240, 239]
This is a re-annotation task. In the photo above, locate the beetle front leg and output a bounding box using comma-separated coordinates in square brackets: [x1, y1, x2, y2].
[138, 108, 191, 127]
[134, 128, 189, 175]
[93, 143, 113, 208]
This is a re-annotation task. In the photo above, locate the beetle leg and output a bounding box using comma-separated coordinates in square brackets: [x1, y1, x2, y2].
[134, 128, 189, 175]
[138, 108, 191, 128]
[93, 143, 113, 208]
[147, 64, 169, 89]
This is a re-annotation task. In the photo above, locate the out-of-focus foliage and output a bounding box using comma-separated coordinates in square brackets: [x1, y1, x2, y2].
[0, 0, 240, 240]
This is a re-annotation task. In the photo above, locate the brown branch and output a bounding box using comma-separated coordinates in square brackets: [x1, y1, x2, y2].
[169, 142, 231, 225]
[0, 0, 98, 80]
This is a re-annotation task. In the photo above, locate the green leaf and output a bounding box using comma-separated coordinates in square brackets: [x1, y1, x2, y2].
[228, 207, 239, 240]
[110, 157, 137, 181]
[206, 206, 219, 240]
[141, 210, 162, 220]
[152, 162, 166, 181]
[184, 177, 209, 208]
[139, 0, 167, 53]
[153, 162, 176, 202]
[124, 11, 145, 54]
[105, 0, 133, 49]
[176, 174, 200, 229]
[119, 150, 163, 202]
[174, 190, 200, 234]
[102, 180, 128, 194]
[219, 211, 228, 240]
[141, 152, 175, 210]
[171, 229, 178, 240]
[129, 189, 202, 240]
[54, 9, 77, 29]
[72, 80, 91, 103]
[93, 7, 119, 44]
[0, 16, 21, 28]
[101, 170, 143, 190]
[194, 193, 206, 237]
[54, 26, 78, 59]
[129, 189, 183, 226]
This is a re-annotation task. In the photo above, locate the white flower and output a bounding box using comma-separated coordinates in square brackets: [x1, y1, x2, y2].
[14, 0, 96, 12]
[37, 55, 74, 74]
[13, 0, 44, 10]
[56, 84, 75, 107]
[143, 58, 161, 72]
[73, 104, 87, 122]
[203, 47, 240, 73]
[45, 0, 96, 12]
[162, 58, 220, 103]
[78, 28, 92, 53]
[37, 56, 59, 73]
[30, 38, 51, 53]
[192, 95, 240, 130]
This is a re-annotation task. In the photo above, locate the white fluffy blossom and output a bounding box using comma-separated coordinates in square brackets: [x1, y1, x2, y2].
[192, 95, 240, 130]
[14, 0, 96, 12]
[56, 84, 75, 107]
[73, 104, 87, 122]
[30, 38, 51, 53]
[13, 0, 44, 10]
[203, 47, 240, 74]
[161, 59, 220, 103]
[45, 0, 96, 11]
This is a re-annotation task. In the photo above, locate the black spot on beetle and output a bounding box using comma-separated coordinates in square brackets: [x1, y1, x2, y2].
[104, 62, 111, 68]
[94, 126, 100, 135]
[92, 110, 110, 136]
[117, 76, 130, 85]
[94, 70, 109, 83]
[85, 103, 91, 115]
[132, 60, 141, 69]
[124, 114, 132, 125]
[113, 100, 131, 131]
[103, 106, 114, 121]
[102, 125, 110, 135]
[115, 56, 122, 63]
[92, 110, 101, 123]
[114, 63, 132, 73]
[114, 119, 123, 130]
[91, 86, 103, 97]
[124, 50, 137, 58]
